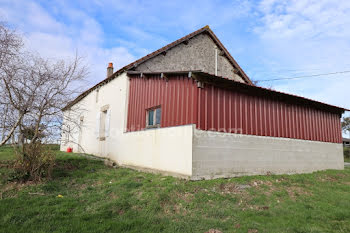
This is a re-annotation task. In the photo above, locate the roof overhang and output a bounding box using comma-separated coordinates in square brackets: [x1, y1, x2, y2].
[127, 70, 348, 115]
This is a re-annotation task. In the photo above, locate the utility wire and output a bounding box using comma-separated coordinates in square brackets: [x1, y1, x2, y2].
[256, 70, 350, 82]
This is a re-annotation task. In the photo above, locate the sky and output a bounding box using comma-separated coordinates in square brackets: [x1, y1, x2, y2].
[1, 0, 350, 115]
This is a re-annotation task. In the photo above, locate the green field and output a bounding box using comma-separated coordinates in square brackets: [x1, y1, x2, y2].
[1, 146, 350, 233]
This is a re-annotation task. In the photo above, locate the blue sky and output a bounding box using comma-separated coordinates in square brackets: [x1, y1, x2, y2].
[1, 0, 350, 114]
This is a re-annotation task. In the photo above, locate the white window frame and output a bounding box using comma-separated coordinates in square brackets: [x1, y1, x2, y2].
[98, 105, 110, 141]
[146, 106, 161, 128]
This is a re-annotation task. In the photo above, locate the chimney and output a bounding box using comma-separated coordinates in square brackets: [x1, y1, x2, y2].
[107, 62, 113, 77]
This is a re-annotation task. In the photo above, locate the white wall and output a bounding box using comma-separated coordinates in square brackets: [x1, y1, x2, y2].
[61, 72, 344, 180]
[61, 73, 193, 177]
[115, 125, 193, 177]
[61, 72, 128, 156]
[192, 129, 344, 180]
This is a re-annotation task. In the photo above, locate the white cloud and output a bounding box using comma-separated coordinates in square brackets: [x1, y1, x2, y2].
[251, 0, 350, 109]
[1, 0, 348, 112]
[255, 0, 350, 39]
[0, 0, 135, 85]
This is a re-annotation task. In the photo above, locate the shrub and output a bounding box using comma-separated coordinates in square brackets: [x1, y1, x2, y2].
[13, 143, 55, 182]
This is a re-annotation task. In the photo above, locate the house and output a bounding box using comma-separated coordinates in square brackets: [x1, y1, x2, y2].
[61, 26, 347, 180]
[343, 138, 350, 147]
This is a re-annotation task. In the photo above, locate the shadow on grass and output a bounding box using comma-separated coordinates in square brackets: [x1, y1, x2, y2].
[51, 154, 108, 180]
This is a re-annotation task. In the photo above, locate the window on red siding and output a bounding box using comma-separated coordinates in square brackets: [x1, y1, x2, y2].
[147, 107, 161, 128]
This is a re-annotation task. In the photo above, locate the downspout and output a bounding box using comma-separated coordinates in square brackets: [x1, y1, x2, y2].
[215, 47, 218, 76]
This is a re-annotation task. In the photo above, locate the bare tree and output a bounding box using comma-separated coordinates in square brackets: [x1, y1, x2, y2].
[1, 53, 88, 146]
[0, 21, 88, 146]
[0, 22, 22, 143]
[0, 22, 88, 181]
[342, 117, 350, 138]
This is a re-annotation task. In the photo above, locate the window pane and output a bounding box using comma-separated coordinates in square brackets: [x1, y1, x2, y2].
[156, 108, 161, 125]
[148, 110, 154, 126]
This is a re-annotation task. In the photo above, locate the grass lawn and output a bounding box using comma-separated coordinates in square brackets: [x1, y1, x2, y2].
[1, 146, 350, 233]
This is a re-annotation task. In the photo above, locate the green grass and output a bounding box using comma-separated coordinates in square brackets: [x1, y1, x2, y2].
[0, 145, 16, 161]
[1, 146, 350, 233]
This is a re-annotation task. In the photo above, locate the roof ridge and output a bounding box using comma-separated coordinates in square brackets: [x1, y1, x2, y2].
[63, 26, 252, 110]
[116, 25, 210, 73]
[112, 25, 252, 84]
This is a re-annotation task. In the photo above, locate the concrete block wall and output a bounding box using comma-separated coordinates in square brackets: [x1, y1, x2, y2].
[192, 129, 344, 180]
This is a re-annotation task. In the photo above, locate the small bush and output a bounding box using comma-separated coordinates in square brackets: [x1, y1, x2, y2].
[13, 143, 55, 182]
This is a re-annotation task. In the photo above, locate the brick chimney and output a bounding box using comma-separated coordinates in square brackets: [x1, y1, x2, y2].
[107, 62, 113, 77]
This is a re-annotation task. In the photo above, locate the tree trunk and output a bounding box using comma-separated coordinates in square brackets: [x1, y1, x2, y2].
[0, 113, 23, 146]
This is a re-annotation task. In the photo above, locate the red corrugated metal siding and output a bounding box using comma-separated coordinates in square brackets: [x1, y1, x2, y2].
[196, 83, 342, 143]
[127, 75, 342, 143]
[126, 74, 199, 131]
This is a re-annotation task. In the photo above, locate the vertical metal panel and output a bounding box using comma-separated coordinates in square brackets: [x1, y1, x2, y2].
[127, 75, 197, 131]
[291, 105, 295, 139]
[127, 75, 342, 143]
[337, 115, 342, 143]
[305, 107, 310, 140]
[253, 97, 258, 135]
[325, 112, 330, 142]
[317, 110, 321, 141]
[225, 90, 230, 131]
[335, 114, 341, 143]
[196, 82, 342, 143]
[294, 105, 299, 139]
[309, 108, 314, 140]
[246, 95, 251, 135]
[328, 112, 333, 143]
[332, 114, 337, 143]
[275, 102, 281, 137]
[239, 93, 243, 134]
[322, 111, 327, 142]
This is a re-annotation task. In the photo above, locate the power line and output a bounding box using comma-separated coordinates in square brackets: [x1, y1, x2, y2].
[256, 70, 350, 82]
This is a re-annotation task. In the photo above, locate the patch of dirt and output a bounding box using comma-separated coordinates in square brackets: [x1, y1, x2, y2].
[285, 186, 311, 200]
[318, 174, 346, 182]
[134, 176, 145, 182]
[175, 192, 194, 202]
[163, 202, 188, 216]
[240, 203, 270, 212]
[57, 163, 78, 171]
[248, 229, 259, 233]
[135, 191, 144, 200]
[0, 181, 38, 199]
[205, 229, 222, 233]
[118, 210, 125, 215]
[109, 192, 119, 200]
[216, 182, 251, 195]
[249, 179, 311, 201]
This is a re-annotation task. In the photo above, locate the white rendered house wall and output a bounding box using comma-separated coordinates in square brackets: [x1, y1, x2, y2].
[60, 72, 193, 177]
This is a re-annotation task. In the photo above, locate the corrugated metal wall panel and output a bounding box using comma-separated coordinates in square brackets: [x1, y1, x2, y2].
[127, 75, 342, 143]
[197, 82, 342, 143]
[127, 75, 199, 131]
